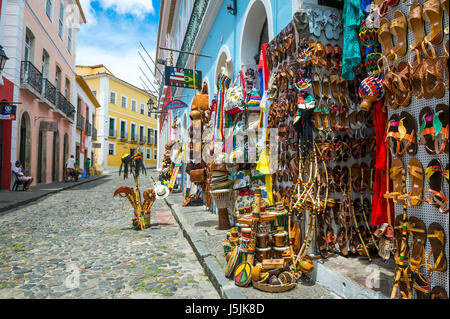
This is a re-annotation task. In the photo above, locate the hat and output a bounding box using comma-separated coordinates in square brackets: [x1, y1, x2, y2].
[154, 184, 170, 200]
[15, 160, 21, 165]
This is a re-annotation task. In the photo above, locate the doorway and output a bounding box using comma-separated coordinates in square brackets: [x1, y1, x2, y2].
[52, 130, 60, 182]
[37, 130, 44, 183]
[63, 133, 69, 180]
[19, 112, 32, 174]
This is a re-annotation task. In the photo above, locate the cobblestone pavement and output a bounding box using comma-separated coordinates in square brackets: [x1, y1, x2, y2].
[0, 172, 219, 299]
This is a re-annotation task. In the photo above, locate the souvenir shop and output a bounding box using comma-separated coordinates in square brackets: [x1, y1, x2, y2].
[182, 0, 449, 298]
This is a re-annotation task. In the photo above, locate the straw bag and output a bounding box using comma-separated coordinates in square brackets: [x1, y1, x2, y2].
[192, 82, 210, 112]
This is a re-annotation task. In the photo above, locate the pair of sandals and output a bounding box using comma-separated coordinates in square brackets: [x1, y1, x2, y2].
[393, 214, 447, 299]
[305, 6, 342, 40]
[308, 41, 342, 70]
[381, 55, 412, 109]
[386, 111, 418, 158]
[418, 104, 449, 155]
[266, 22, 296, 71]
[385, 158, 424, 207]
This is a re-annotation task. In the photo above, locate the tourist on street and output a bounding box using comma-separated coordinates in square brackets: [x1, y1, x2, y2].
[66, 155, 76, 181]
[85, 157, 91, 177]
[12, 160, 34, 190]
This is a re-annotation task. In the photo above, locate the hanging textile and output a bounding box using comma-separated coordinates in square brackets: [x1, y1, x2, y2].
[214, 73, 231, 141]
[342, 0, 365, 81]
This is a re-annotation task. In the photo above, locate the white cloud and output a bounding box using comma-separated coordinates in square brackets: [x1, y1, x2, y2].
[78, 0, 97, 25]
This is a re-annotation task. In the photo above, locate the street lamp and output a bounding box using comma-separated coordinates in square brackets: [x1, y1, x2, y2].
[147, 98, 155, 111]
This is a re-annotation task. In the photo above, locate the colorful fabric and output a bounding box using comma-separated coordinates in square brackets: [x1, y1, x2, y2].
[215, 73, 231, 141]
[342, 0, 365, 80]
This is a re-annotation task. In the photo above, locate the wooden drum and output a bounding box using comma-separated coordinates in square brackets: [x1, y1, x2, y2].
[274, 231, 288, 247]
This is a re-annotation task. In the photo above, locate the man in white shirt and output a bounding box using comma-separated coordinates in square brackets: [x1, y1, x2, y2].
[12, 160, 34, 190]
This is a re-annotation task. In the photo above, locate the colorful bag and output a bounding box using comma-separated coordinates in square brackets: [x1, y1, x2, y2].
[247, 88, 262, 111]
[224, 77, 245, 115]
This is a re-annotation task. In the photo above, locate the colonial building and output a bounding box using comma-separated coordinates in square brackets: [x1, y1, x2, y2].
[2, 0, 86, 186]
[73, 74, 99, 174]
[76, 65, 158, 172]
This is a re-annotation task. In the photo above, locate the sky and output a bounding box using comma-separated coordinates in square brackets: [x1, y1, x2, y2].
[76, 0, 160, 93]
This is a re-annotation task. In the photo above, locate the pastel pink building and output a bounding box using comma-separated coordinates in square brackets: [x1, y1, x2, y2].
[2, 0, 86, 186]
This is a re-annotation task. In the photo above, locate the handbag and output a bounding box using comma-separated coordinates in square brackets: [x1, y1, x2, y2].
[190, 168, 206, 183]
[224, 77, 245, 115]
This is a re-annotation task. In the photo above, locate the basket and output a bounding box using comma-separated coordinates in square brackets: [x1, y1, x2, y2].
[210, 189, 233, 209]
[252, 280, 296, 293]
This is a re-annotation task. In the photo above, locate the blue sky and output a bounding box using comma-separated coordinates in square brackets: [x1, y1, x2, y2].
[76, 0, 160, 91]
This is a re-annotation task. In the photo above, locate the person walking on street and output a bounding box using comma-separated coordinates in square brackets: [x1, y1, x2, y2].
[66, 155, 76, 182]
[85, 157, 91, 177]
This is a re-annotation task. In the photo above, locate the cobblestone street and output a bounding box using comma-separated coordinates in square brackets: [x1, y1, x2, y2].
[0, 172, 219, 299]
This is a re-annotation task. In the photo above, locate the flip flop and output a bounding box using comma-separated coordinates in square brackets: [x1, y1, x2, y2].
[408, 216, 427, 273]
[384, 158, 405, 203]
[305, 6, 315, 35]
[323, 9, 334, 40]
[413, 271, 431, 299]
[386, 113, 402, 157]
[434, 104, 449, 155]
[390, 10, 408, 57]
[423, 0, 443, 45]
[398, 111, 418, 156]
[418, 106, 437, 155]
[408, 2, 426, 50]
[312, 8, 324, 38]
[426, 222, 447, 272]
[424, 159, 449, 214]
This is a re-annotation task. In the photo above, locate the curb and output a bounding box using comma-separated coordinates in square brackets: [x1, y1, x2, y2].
[0, 175, 108, 215]
[165, 197, 246, 300]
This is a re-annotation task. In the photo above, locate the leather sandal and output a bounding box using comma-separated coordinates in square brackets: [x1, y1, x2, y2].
[379, 18, 395, 59]
[384, 158, 406, 203]
[390, 10, 408, 57]
[391, 61, 412, 107]
[424, 159, 449, 214]
[408, 1, 426, 50]
[398, 158, 424, 206]
[407, 216, 427, 273]
[421, 39, 445, 99]
[419, 106, 439, 155]
[423, 0, 443, 45]
[337, 227, 348, 256]
[426, 222, 447, 272]
[431, 286, 448, 299]
[386, 113, 402, 157]
[407, 48, 424, 99]
[351, 163, 362, 193]
[434, 104, 449, 155]
[397, 111, 418, 156]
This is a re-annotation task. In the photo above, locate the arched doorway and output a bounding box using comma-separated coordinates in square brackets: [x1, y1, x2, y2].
[37, 125, 47, 184]
[240, 0, 272, 67]
[18, 112, 32, 174]
[215, 46, 233, 89]
[52, 130, 60, 182]
[63, 133, 69, 181]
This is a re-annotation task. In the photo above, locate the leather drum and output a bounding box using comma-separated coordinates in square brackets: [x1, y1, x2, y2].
[256, 233, 269, 248]
[274, 231, 288, 247]
[256, 247, 272, 262]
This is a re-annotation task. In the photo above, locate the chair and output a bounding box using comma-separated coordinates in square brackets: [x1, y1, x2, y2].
[12, 173, 26, 191]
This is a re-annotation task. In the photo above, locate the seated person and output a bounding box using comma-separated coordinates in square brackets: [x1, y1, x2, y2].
[12, 160, 34, 190]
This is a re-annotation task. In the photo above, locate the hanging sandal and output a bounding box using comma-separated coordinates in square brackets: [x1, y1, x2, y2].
[423, 0, 444, 45]
[424, 159, 449, 214]
[397, 111, 418, 156]
[391, 62, 412, 107]
[426, 222, 447, 272]
[379, 18, 395, 59]
[386, 113, 402, 156]
[431, 286, 448, 299]
[413, 271, 431, 299]
[384, 158, 406, 203]
[337, 227, 349, 256]
[351, 163, 362, 193]
[390, 10, 408, 57]
[433, 104, 449, 155]
[407, 216, 427, 273]
[408, 1, 426, 50]
[421, 39, 446, 99]
[398, 158, 424, 206]
[418, 106, 438, 155]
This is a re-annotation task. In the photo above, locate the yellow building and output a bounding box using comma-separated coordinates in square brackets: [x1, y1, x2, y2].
[76, 65, 158, 172]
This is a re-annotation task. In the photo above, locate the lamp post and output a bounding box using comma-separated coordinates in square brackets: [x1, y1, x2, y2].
[0, 45, 9, 86]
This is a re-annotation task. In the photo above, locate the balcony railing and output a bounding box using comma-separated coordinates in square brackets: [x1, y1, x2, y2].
[119, 132, 128, 140]
[20, 61, 75, 120]
[21, 61, 43, 94]
[77, 114, 85, 130]
[86, 121, 92, 136]
[93, 128, 98, 140]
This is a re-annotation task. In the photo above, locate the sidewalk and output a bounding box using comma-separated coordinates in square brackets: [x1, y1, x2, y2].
[165, 193, 343, 299]
[0, 175, 108, 215]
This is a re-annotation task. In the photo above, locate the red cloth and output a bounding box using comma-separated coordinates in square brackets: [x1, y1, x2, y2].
[371, 100, 394, 226]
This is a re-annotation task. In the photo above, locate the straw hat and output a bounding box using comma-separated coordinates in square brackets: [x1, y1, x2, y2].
[154, 184, 170, 200]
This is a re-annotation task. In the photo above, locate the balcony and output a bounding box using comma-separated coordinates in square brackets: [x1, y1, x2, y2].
[93, 128, 98, 140]
[21, 61, 43, 96]
[86, 121, 92, 136]
[119, 132, 128, 141]
[20, 61, 75, 121]
[130, 134, 137, 143]
[76, 114, 85, 130]
[109, 129, 117, 138]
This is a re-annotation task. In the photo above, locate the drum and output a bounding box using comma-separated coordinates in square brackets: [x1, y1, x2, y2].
[241, 228, 251, 240]
[239, 237, 250, 253]
[275, 211, 287, 231]
[274, 231, 288, 247]
[256, 247, 272, 262]
[273, 246, 290, 259]
[256, 233, 269, 248]
[258, 222, 271, 234]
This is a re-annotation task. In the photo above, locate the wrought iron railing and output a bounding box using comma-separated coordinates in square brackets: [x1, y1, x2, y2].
[42, 78, 56, 105]
[21, 61, 43, 93]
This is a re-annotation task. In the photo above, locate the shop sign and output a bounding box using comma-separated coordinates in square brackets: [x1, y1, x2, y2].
[39, 121, 58, 132]
[0, 104, 16, 120]
[164, 66, 202, 89]
[92, 143, 102, 149]
[164, 99, 187, 111]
